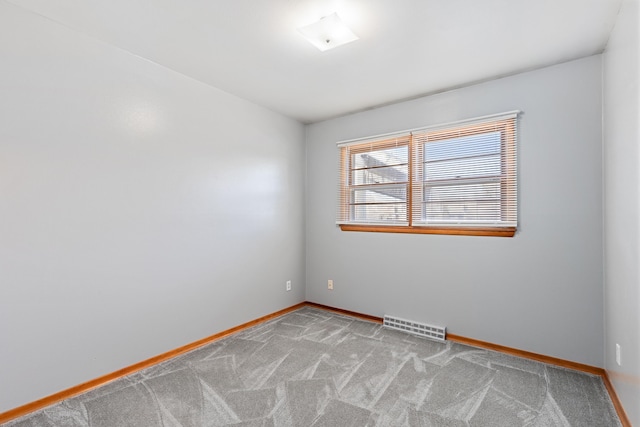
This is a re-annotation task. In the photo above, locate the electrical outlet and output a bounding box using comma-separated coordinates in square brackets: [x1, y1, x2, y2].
[616, 343, 621, 366]
[286, 280, 291, 291]
[328, 279, 333, 290]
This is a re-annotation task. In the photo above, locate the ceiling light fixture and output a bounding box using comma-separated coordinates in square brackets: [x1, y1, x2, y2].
[297, 13, 359, 52]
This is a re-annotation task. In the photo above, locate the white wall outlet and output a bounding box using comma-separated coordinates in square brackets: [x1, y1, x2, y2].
[328, 279, 333, 290]
[615, 343, 621, 366]
[286, 280, 291, 291]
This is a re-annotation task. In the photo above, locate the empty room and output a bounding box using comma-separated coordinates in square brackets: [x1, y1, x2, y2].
[1, 0, 638, 426]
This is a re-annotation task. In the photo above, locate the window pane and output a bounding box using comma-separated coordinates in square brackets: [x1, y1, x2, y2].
[424, 182, 501, 203]
[424, 200, 501, 222]
[352, 203, 407, 223]
[352, 146, 408, 169]
[350, 185, 407, 223]
[424, 131, 501, 162]
[351, 164, 408, 185]
[352, 186, 406, 204]
[424, 154, 500, 181]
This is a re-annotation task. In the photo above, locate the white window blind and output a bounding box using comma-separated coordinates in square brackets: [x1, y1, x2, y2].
[411, 114, 518, 227]
[337, 112, 519, 232]
[337, 135, 410, 225]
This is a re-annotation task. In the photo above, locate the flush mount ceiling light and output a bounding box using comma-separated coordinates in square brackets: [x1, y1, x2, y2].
[297, 13, 359, 52]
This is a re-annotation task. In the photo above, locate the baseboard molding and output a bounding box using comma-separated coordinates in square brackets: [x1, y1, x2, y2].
[0, 301, 631, 427]
[602, 370, 632, 427]
[0, 302, 306, 424]
[446, 333, 605, 376]
[304, 302, 384, 324]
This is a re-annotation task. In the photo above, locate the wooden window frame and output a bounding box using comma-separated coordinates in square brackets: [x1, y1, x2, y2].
[337, 115, 518, 237]
[338, 135, 411, 227]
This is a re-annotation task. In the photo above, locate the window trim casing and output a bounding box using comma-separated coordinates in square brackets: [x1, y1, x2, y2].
[336, 112, 520, 237]
[338, 134, 411, 226]
[338, 224, 516, 237]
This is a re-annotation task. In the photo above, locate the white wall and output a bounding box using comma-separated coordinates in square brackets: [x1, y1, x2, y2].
[603, 0, 640, 424]
[0, 3, 305, 412]
[306, 56, 604, 367]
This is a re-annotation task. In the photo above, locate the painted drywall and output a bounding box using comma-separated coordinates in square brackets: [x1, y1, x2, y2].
[306, 56, 604, 367]
[0, 3, 305, 413]
[603, 0, 640, 424]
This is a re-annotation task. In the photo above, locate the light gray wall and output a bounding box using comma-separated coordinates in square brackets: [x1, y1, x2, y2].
[306, 56, 604, 367]
[0, 3, 305, 412]
[603, 0, 640, 424]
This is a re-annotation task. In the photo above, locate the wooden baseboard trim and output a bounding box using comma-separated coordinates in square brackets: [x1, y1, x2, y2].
[0, 302, 306, 425]
[446, 333, 605, 376]
[1, 301, 631, 427]
[302, 303, 605, 374]
[304, 302, 383, 324]
[602, 370, 632, 427]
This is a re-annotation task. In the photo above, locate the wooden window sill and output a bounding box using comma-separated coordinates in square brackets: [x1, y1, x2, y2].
[338, 224, 516, 237]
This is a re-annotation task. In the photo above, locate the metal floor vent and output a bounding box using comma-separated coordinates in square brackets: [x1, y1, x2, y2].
[383, 315, 446, 342]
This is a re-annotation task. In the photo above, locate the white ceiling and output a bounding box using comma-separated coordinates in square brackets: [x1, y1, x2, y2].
[8, 0, 622, 123]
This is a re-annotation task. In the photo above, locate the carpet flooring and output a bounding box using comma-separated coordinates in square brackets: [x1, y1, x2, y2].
[4, 307, 622, 426]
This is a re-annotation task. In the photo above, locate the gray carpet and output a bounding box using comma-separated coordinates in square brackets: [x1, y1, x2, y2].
[4, 307, 621, 426]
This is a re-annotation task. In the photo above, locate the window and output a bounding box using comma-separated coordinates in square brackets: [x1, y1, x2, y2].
[337, 112, 519, 237]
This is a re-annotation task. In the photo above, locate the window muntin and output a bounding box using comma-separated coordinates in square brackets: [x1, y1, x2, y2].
[337, 113, 518, 236]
